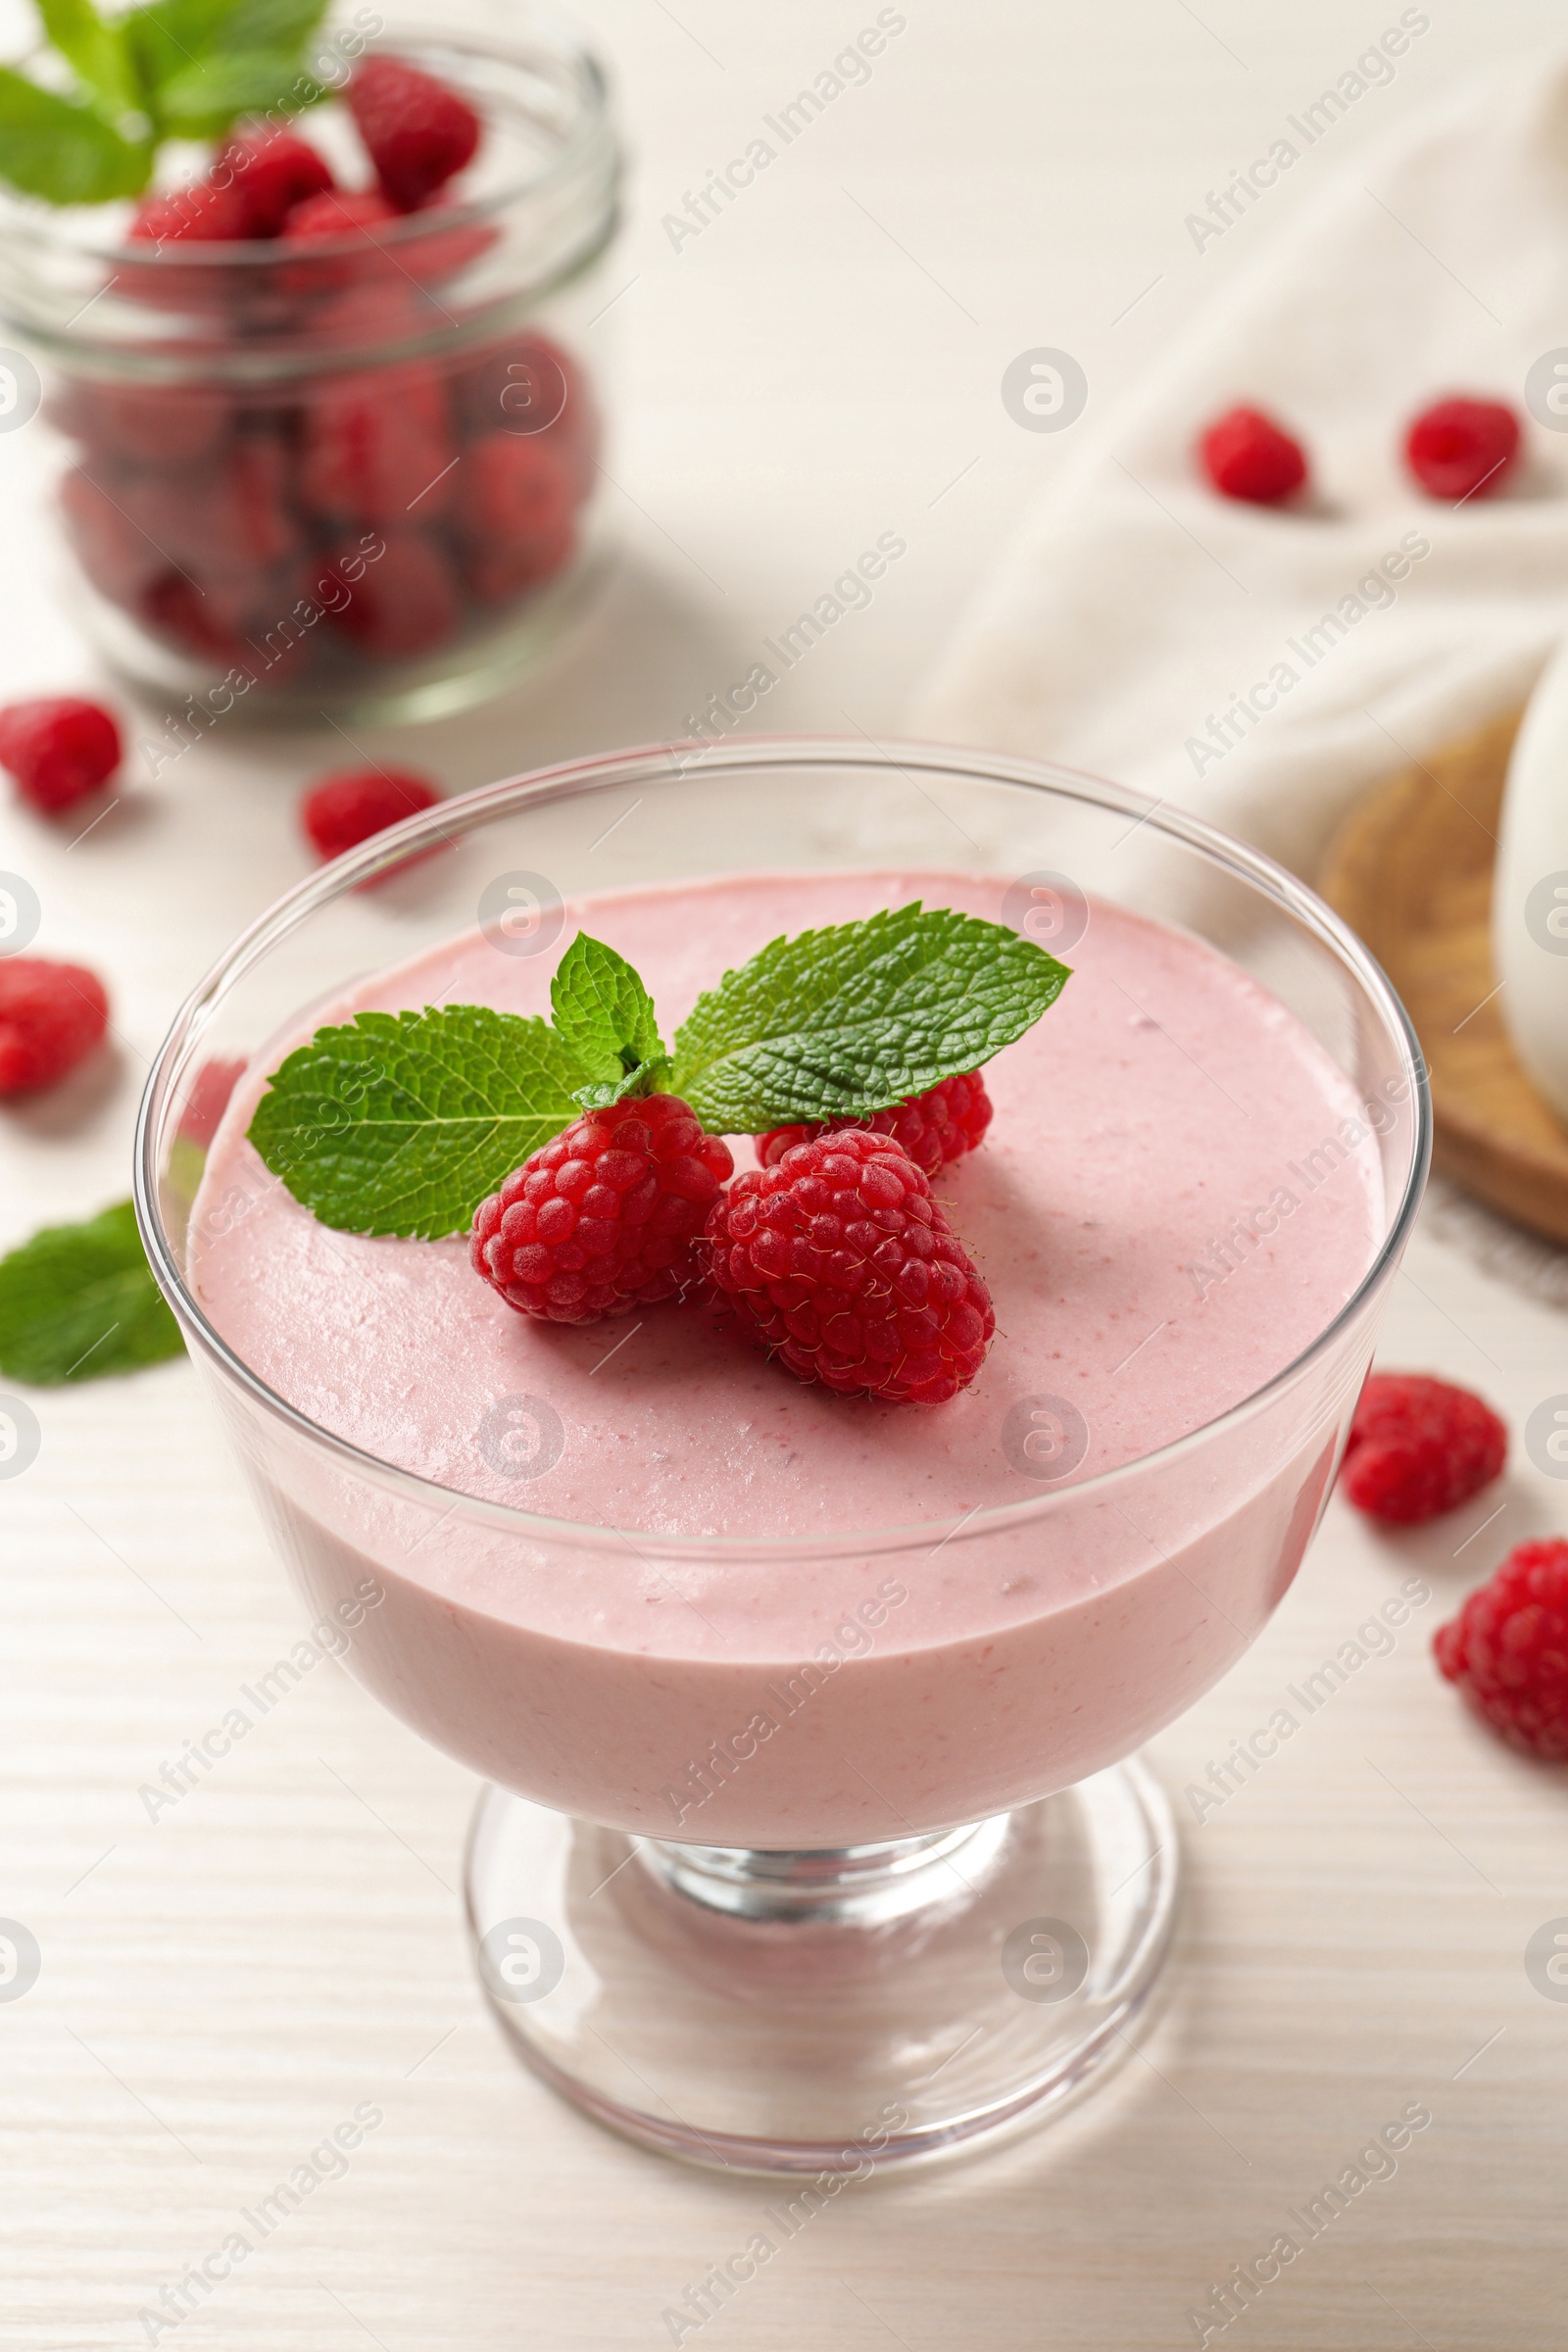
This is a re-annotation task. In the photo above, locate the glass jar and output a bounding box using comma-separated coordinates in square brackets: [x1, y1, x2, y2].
[0, 15, 620, 724]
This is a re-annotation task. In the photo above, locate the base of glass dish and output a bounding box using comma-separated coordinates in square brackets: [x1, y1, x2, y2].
[464, 1756, 1178, 2176]
[75, 541, 612, 732]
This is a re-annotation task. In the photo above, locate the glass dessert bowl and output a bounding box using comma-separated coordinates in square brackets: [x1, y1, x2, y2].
[135, 739, 1430, 2173]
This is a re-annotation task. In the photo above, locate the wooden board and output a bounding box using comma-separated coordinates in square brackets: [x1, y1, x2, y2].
[1320, 705, 1568, 1246]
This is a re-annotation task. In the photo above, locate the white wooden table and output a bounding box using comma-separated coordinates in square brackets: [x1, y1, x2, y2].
[4, 4, 1568, 2344]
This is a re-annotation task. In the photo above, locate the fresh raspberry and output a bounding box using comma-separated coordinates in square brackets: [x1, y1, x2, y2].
[226, 436, 300, 565]
[323, 531, 461, 658]
[1405, 396, 1520, 501]
[217, 124, 334, 237]
[120, 436, 298, 572]
[300, 367, 454, 523]
[454, 434, 578, 603]
[1435, 1541, 1568, 1759]
[0, 957, 109, 1096]
[455, 331, 599, 496]
[137, 571, 253, 664]
[0, 698, 122, 816]
[179, 435, 300, 569]
[282, 186, 400, 244]
[758, 1072, 993, 1180]
[1341, 1372, 1506, 1524]
[128, 175, 249, 245]
[300, 767, 443, 871]
[471, 1096, 735, 1325]
[456, 331, 574, 436]
[705, 1131, 995, 1405]
[142, 557, 268, 662]
[1198, 405, 1309, 505]
[348, 55, 482, 212]
[457, 432, 575, 546]
[277, 187, 403, 296]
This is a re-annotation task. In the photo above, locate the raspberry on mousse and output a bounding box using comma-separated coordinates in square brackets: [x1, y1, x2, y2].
[705, 1129, 995, 1405]
[471, 1096, 734, 1325]
[759, 1071, 993, 1179]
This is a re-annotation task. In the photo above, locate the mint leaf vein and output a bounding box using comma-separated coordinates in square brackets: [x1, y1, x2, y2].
[245, 1004, 592, 1239]
[669, 902, 1070, 1133]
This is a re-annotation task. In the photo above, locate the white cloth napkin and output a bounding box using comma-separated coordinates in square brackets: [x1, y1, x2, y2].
[914, 53, 1568, 883]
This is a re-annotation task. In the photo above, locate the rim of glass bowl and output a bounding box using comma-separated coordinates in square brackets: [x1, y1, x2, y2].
[0, 13, 614, 284]
[134, 735, 1431, 1563]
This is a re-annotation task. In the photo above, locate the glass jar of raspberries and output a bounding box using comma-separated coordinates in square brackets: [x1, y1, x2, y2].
[0, 22, 620, 722]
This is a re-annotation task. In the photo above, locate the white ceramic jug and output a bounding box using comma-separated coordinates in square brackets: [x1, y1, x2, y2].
[1494, 639, 1568, 1127]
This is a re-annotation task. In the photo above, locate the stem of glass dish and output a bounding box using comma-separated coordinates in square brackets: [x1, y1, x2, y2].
[636, 1816, 1014, 1925]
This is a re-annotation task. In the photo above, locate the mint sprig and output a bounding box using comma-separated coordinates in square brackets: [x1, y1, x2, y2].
[0, 1200, 182, 1384]
[245, 906, 1072, 1239]
[670, 902, 1068, 1135]
[0, 0, 329, 206]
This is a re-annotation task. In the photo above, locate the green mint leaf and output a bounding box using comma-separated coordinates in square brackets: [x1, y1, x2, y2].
[0, 1200, 182, 1385]
[156, 46, 319, 133]
[35, 0, 141, 120]
[19, 0, 328, 200]
[122, 0, 322, 122]
[217, 0, 327, 52]
[572, 1053, 675, 1111]
[0, 67, 150, 200]
[122, 0, 233, 96]
[550, 934, 667, 1090]
[247, 1004, 593, 1239]
[671, 902, 1070, 1134]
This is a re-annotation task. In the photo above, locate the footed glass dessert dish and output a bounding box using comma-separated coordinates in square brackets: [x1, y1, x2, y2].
[136, 740, 1429, 2172]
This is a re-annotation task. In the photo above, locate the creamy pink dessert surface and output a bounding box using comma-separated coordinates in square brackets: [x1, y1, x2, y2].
[194, 869, 1379, 1537]
[187, 868, 1392, 1841]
